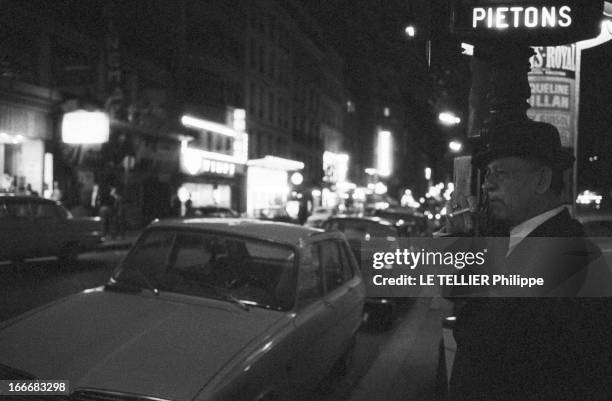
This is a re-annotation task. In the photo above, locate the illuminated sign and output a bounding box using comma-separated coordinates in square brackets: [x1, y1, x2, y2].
[471, 6, 572, 29]
[62, 110, 110, 144]
[451, 1, 602, 45]
[183, 156, 235, 177]
[181, 144, 236, 177]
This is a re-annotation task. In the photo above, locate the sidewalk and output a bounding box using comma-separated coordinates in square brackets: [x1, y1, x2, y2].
[95, 230, 142, 252]
[350, 290, 453, 401]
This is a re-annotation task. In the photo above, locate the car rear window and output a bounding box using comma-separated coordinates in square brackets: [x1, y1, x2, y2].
[113, 229, 296, 310]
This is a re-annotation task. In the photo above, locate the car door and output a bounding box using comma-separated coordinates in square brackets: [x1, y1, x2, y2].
[30, 200, 66, 255]
[288, 240, 337, 392]
[0, 198, 36, 260]
[320, 238, 364, 349]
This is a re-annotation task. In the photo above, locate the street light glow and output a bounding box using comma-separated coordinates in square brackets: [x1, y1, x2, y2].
[439, 112, 461, 126]
[62, 110, 109, 144]
[377, 130, 392, 177]
[449, 140, 463, 153]
[405, 25, 416, 37]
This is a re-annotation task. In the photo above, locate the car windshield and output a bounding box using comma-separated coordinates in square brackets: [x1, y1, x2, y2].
[111, 229, 297, 310]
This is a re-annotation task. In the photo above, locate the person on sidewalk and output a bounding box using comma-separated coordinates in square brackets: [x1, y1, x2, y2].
[110, 186, 126, 240]
[96, 185, 115, 240]
[444, 120, 612, 401]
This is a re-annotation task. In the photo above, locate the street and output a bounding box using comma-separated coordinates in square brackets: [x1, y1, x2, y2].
[0, 247, 441, 401]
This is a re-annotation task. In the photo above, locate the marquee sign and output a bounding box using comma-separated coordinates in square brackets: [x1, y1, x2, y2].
[451, 1, 602, 45]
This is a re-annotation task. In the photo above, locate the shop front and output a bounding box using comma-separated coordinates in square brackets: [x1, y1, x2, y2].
[178, 141, 246, 214]
[0, 82, 60, 195]
[246, 156, 304, 218]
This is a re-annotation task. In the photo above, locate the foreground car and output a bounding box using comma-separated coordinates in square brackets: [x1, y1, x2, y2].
[0, 195, 102, 263]
[0, 218, 365, 401]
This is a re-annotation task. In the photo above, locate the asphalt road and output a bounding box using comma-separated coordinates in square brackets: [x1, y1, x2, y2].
[0, 249, 418, 400]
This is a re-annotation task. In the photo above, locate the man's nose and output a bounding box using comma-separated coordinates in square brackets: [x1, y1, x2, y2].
[482, 177, 495, 191]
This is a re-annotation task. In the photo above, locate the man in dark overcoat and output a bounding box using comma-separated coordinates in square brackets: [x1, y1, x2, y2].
[446, 120, 612, 401]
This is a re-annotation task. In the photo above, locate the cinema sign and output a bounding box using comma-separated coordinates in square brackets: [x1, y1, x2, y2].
[451, 1, 602, 44]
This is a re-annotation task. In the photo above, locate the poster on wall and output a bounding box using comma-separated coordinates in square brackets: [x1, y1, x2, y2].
[528, 44, 580, 147]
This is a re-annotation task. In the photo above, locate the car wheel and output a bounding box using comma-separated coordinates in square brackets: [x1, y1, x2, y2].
[58, 242, 81, 265]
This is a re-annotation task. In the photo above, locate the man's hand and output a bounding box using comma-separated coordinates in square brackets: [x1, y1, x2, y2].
[442, 195, 479, 235]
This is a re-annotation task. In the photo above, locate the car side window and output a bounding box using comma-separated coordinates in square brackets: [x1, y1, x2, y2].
[297, 244, 323, 307]
[320, 241, 347, 292]
[0, 201, 8, 219]
[32, 202, 60, 221]
[338, 241, 356, 279]
[3, 199, 31, 218]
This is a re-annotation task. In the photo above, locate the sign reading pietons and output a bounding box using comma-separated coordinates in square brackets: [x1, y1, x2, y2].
[471, 6, 572, 29]
[451, 1, 602, 45]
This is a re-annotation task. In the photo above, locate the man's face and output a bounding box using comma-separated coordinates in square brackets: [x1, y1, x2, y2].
[482, 157, 541, 226]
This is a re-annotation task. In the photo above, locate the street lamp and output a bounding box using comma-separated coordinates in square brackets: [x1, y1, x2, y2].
[438, 111, 461, 126]
[449, 140, 463, 153]
[404, 25, 416, 37]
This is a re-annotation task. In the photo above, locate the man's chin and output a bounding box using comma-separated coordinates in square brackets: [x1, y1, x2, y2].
[486, 206, 510, 233]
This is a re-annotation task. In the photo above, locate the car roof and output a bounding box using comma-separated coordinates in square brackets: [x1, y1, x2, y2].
[0, 195, 57, 204]
[149, 218, 325, 245]
[326, 215, 395, 226]
[195, 205, 234, 210]
[577, 213, 612, 223]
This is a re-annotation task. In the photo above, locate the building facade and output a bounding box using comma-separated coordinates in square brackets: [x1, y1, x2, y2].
[1, 0, 351, 224]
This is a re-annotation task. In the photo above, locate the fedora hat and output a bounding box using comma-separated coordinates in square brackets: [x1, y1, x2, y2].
[472, 119, 574, 171]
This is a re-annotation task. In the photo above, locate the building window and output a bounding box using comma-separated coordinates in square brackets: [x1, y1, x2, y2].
[347, 100, 355, 113]
[269, 50, 275, 79]
[268, 92, 274, 123]
[384, 107, 390, 117]
[259, 86, 265, 119]
[249, 82, 256, 115]
[249, 38, 256, 70]
[259, 45, 265, 74]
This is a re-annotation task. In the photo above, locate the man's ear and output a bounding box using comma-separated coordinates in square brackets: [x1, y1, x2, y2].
[534, 166, 553, 194]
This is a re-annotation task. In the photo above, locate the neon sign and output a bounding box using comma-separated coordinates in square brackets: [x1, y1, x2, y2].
[471, 6, 572, 29]
[451, 1, 602, 45]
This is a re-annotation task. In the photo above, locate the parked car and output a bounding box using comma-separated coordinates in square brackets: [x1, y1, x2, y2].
[305, 206, 334, 228]
[372, 207, 429, 236]
[0, 218, 365, 401]
[257, 206, 296, 223]
[0, 195, 103, 263]
[577, 213, 612, 266]
[187, 205, 240, 218]
[321, 215, 407, 328]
